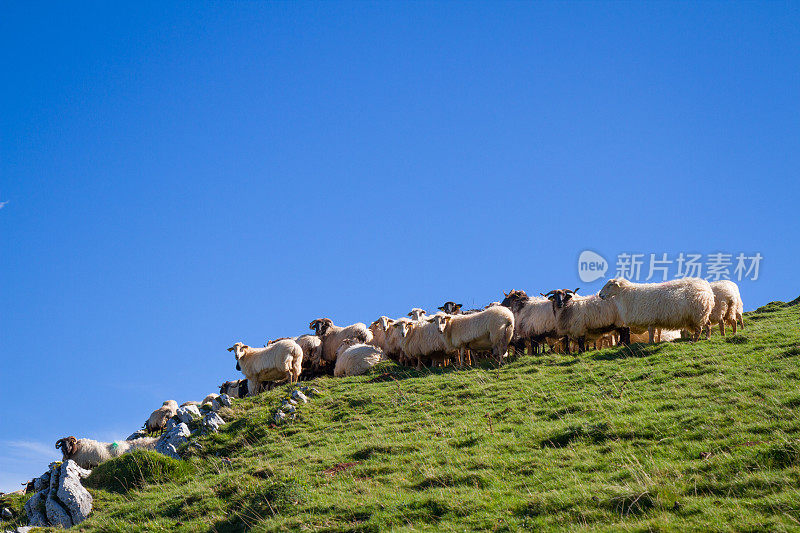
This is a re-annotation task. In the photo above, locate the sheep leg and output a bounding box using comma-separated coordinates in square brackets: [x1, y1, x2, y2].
[731, 318, 737, 335]
[617, 327, 630, 346]
[719, 320, 726, 336]
[416, 356, 422, 371]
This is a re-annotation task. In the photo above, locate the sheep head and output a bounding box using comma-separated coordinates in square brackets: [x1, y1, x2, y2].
[227, 342, 247, 371]
[55, 436, 78, 459]
[543, 289, 580, 311]
[437, 302, 462, 314]
[408, 308, 427, 320]
[369, 316, 392, 332]
[429, 314, 451, 333]
[389, 320, 413, 339]
[309, 318, 334, 336]
[500, 290, 528, 310]
[599, 278, 627, 299]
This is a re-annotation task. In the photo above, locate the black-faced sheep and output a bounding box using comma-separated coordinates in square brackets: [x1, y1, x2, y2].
[544, 289, 625, 353]
[56, 435, 158, 469]
[501, 289, 559, 354]
[219, 379, 249, 399]
[308, 318, 371, 369]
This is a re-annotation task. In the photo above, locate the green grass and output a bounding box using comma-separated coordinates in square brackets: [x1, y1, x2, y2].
[15, 298, 800, 532]
[85, 450, 196, 494]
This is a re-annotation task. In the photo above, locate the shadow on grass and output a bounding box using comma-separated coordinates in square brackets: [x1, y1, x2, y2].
[725, 335, 749, 344]
[591, 343, 666, 361]
[541, 423, 611, 448]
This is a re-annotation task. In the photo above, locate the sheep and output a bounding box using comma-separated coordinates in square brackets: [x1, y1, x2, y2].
[308, 318, 371, 368]
[367, 316, 392, 351]
[598, 277, 715, 342]
[385, 317, 413, 364]
[500, 289, 559, 354]
[56, 435, 158, 469]
[408, 308, 427, 321]
[438, 302, 462, 314]
[706, 280, 745, 337]
[429, 306, 515, 365]
[544, 289, 625, 353]
[144, 400, 178, 433]
[333, 339, 384, 377]
[266, 334, 323, 376]
[396, 315, 453, 369]
[227, 339, 304, 393]
[219, 379, 249, 399]
[202, 393, 220, 405]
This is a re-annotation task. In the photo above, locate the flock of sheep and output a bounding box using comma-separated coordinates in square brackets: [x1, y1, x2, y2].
[53, 277, 744, 470]
[223, 277, 745, 395]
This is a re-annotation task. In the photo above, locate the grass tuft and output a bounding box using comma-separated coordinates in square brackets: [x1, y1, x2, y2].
[84, 450, 194, 493]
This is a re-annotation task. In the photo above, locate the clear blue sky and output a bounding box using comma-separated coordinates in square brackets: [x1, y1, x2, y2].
[1, 2, 799, 492]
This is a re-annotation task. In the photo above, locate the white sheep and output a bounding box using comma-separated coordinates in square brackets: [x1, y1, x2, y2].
[227, 339, 304, 392]
[500, 289, 558, 354]
[598, 277, 715, 342]
[333, 340, 384, 377]
[202, 393, 220, 405]
[56, 435, 158, 469]
[706, 280, 745, 337]
[308, 318, 371, 368]
[367, 316, 392, 351]
[407, 308, 427, 321]
[397, 315, 453, 369]
[385, 317, 413, 364]
[429, 306, 515, 365]
[545, 289, 623, 352]
[145, 400, 178, 433]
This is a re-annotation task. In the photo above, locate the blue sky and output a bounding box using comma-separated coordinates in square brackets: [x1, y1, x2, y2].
[1, 2, 799, 492]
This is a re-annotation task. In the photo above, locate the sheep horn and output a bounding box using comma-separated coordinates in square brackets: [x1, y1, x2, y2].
[543, 290, 557, 296]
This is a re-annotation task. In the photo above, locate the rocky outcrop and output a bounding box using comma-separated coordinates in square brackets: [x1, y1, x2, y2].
[24, 460, 92, 528]
[154, 422, 191, 459]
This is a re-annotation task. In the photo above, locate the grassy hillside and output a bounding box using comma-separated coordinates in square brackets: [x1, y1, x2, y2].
[9, 298, 800, 532]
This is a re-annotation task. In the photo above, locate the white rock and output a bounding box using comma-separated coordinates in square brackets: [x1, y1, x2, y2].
[55, 461, 92, 525]
[126, 429, 148, 441]
[218, 394, 232, 407]
[274, 410, 287, 424]
[155, 422, 190, 459]
[202, 412, 226, 433]
[23, 490, 48, 527]
[45, 464, 73, 528]
[176, 405, 201, 424]
[1, 507, 12, 519]
[291, 390, 309, 403]
[33, 471, 50, 492]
